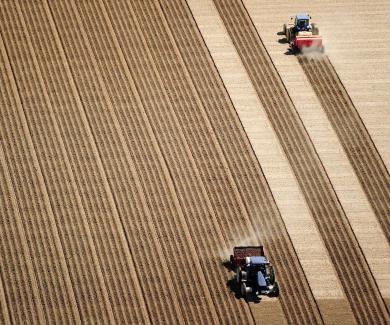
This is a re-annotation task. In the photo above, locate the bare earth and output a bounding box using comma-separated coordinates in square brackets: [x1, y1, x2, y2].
[0, 0, 388, 324]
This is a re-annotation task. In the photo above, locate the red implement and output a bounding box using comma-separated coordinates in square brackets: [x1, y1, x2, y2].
[293, 35, 323, 50]
[230, 246, 264, 268]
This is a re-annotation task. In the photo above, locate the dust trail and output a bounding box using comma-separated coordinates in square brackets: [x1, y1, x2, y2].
[301, 44, 325, 60]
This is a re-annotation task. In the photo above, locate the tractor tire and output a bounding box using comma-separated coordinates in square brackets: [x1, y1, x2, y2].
[235, 267, 242, 284]
[311, 23, 319, 35]
[286, 29, 291, 42]
[241, 270, 248, 282]
[269, 266, 276, 285]
[268, 282, 280, 297]
[241, 283, 252, 297]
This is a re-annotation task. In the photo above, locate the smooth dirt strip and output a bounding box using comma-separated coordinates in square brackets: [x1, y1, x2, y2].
[212, 0, 390, 323]
[159, 0, 324, 324]
[299, 55, 390, 243]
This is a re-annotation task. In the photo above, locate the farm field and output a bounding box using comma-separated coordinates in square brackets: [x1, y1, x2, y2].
[0, 0, 388, 324]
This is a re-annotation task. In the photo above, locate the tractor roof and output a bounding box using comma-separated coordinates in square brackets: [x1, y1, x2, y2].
[251, 256, 268, 265]
[296, 13, 310, 20]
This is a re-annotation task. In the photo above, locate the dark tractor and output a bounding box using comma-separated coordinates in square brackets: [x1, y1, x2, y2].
[230, 246, 279, 298]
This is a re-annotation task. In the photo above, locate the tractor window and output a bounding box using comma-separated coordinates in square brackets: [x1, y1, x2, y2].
[297, 19, 309, 28]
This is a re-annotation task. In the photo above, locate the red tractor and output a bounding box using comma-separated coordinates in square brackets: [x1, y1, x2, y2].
[283, 14, 324, 53]
[230, 246, 279, 298]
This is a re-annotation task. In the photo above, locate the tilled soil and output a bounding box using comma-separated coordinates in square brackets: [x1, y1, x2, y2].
[299, 55, 390, 243]
[158, 1, 324, 324]
[0, 0, 388, 324]
[212, 0, 389, 324]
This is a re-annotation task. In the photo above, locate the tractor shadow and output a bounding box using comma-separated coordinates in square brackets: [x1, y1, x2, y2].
[226, 279, 262, 303]
[222, 259, 234, 271]
[276, 31, 295, 55]
[277, 31, 288, 44]
[222, 260, 261, 303]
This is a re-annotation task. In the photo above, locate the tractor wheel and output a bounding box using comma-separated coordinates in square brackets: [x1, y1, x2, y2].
[268, 282, 280, 297]
[241, 270, 248, 282]
[286, 29, 291, 42]
[311, 23, 319, 35]
[241, 283, 252, 297]
[235, 267, 242, 284]
[269, 266, 276, 285]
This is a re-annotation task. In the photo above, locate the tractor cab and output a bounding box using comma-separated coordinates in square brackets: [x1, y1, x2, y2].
[294, 14, 311, 32]
[245, 256, 268, 291]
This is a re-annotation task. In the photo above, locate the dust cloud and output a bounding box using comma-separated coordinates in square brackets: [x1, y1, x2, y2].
[301, 44, 325, 59]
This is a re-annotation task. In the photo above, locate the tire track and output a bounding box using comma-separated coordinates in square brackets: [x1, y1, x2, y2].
[101, 0, 251, 323]
[212, 0, 390, 323]
[159, 1, 324, 324]
[0, 9, 82, 324]
[21, 1, 152, 323]
[43, 0, 214, 323]
[3, 2, 117, 323]
[0, 142, 40, 325]
[299, 55, 390, 242]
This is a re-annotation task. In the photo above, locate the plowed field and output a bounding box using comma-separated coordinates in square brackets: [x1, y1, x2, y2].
[0, 0, 388, 324]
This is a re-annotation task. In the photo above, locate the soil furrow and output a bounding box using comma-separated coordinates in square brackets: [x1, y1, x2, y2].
[217, 4, 378, 324]
[299, 56, 390, 242]
[101, 0, 252, 323]
[0, 273, 10, 325]
[143, 1, 316, 323]
[0, 6, 82, 324]
[158, 0, 324, 323]
[4, 2, 118, 323]
[0, 141, 44, 325]
[20, 1, 152, 323]
[212, 0, 390, 323]
[43, 0, 210, 323]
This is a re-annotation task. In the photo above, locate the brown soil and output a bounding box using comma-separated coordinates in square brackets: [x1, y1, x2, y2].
[212, 0, 390, 324]
[299, 55, 390, 242]
[0, 0, 388, 324]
